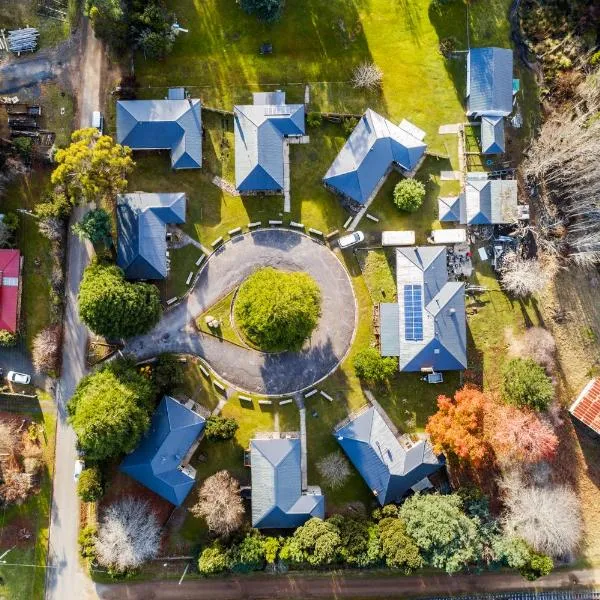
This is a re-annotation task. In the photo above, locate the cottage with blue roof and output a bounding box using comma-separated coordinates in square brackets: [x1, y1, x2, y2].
[466, 47, 514, 155]
[334, 401, 444, 505]
[379, 246, 467, 372]
[234, 91, 306, 196]
[323, 110, 427, 208]
[438, 175, 518, 225]
[120, 396, 206, 506]
[116, 88, 202, 169]
[249, 434, 324, 529]
[117, 192, 186, 280]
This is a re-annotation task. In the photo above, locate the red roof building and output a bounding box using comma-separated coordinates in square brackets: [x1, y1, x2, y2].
[570, 378, 600, 436]
[0, 249, 22, 333]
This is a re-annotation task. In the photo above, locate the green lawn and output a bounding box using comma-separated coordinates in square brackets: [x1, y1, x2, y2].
[0, 395, 56, 600]
[196, 290, 241, 346]
[2, 171, 54, 351]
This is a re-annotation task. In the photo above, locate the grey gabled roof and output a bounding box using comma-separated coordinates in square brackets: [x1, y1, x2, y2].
[334, 405, 444, 505]
[323, 110, 427, 205]
[250, 437, 324, 529]
[234, 91, 305, 192]
[380, 303, 401, 357]
[463, 177, 518, 224]
[116, 98, 202, 169]
[391, 247, 467, 372]
[467, 47, 513, 117]
[117, 192, 186, 280]
[481, 115, 505, 154]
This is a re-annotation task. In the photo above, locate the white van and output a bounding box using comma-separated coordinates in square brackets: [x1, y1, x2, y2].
[91, 111, 104, 133]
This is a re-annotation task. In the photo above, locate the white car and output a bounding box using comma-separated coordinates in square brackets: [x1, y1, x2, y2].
[74, 459, 85, 482]
[338, 231, 365, 249]
[6, 371, 31, 385]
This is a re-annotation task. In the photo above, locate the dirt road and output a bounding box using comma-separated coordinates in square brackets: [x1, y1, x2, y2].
[44, 19, 101, 600]
[96, 567, 600, 599]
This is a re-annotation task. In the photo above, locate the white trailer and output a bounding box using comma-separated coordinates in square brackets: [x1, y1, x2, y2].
[430, 228, 467, 244]
[381, 230, 416, 246]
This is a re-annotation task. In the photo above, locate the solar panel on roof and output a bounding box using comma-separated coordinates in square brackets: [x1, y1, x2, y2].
[404, 284, 423, 341]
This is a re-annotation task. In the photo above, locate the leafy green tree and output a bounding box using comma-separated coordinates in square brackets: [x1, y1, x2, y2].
[151, 353, 184, 394]
[399, 493, 483, 574]
[328, 515, 380, 567]
[393, 179, 426, 213]
[280, 517, 341, 567]
[229, 531, 266, 573]
[72, 209, 112, 246]
[78, 525, 98, 562]
[501, 358, 554, 411]
[239, 0, 283, 23]
[132, 2, 176, 59]
[0, 329, 17, 347]
[85, 0, 128, 51]
[205, 416, 239, 441]
[77, 466, 104, 502]
[520, 551, 553, 581]
[78, 262, 161, 340]
[35, 192, 72, 220]
[378, 517, 423, 572]
[234, 267, 321, 352]
[13, 137, 33, 161]
[198, 543, 230, 575]
[51, 128, 133, 209]
[353, 348, 397, 383]
[67, 362, 155, 460]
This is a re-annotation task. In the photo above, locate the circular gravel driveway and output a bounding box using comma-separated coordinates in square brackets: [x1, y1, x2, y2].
[125, 229, 357, 395]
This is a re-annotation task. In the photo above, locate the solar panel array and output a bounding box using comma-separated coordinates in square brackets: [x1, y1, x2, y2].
[403, 284, 423, 341]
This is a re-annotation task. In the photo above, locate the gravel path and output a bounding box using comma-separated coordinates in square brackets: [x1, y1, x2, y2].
[124, 229, 357, 395]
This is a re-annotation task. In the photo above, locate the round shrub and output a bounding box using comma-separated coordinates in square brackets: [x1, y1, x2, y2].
[353, 348, 397, 383]
[77, 466, 104, 502]
[0, 329, 17, 347]
[307, 112, 322, 128]
[502, 358, 554, 411]
[234, 267, 321, 352]
[393, 179, 426, 213]
[198, 543, 230, 575]
[205, 416, 239, 441]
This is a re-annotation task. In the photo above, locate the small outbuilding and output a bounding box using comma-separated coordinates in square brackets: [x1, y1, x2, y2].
[0, 249, 21, 333]
[570, 378, 600, 437]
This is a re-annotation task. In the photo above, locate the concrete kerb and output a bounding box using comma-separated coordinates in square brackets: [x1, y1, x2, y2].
[160, 227, 359, 398]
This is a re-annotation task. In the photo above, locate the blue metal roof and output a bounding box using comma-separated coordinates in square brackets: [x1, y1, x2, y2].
[323, 110, 427, 205]
[464, 177, 518, 224]
[438, 196, 462, 222]
[251, 437, 324, 529]
[467, 48, 513, 117]
[334, 406, 444, 505]
[481, 115, 505, 154]
[120, 396, 206, 506]
[234, 91, 305, 192]
[117, 192, 186, 280]
[116, 98, 202, 169]
[393, 247, 467, 372]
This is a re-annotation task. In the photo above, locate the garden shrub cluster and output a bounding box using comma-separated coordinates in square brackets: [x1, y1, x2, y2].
[205, 416, 239, 441]
[196, 493, 552, 580]
[353, 347, 397, 383]
[393, 179, 426, 213]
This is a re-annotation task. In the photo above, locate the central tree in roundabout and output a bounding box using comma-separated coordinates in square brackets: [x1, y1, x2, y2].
[234, 267, 321, 352]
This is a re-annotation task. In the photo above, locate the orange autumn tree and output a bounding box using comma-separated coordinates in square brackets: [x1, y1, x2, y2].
[426, 386, 493, 468]
[487, 404, 558, 465]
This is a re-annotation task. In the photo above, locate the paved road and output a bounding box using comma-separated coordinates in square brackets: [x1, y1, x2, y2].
[125, 229, 357, 395]
[45, 20, 101, 600]
[96, 567, 600, 599]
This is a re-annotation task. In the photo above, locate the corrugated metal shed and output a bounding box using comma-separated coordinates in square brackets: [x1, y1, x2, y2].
[120, 396, 206, 506]
[393, 247, 467, 372]
[117, 192, 186, 280]
[467, 47, 514, 117]
[481, 115, 505, 154]
[234, 91, 305, 192]
[323, 109, 427, 205]
[251, 437, 324, 528]
[334, 405, 444, 505]
[464, 177, 518, 225]
[116, 98, 202, 169]
[570, 379, 600, 436]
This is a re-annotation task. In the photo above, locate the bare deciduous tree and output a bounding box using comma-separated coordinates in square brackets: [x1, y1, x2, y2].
[500, 470, 582, 558]
[95, 497, 161, 572]
[191, 470, 244, 537]
[37, 217, 64, 242]
[509, 326, 556, 372]
[0, 221, 12, 248]
[0, 421, 19, 459]
[316, 451, 351, 489]
[523, 72, 600, 265]
[0, 470, 32, 505]
[351, 62, 383, 90]
[32, 326, 61, 374]
[499, 251, 551, 297]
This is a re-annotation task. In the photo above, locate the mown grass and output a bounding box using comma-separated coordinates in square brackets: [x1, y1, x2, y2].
[196, 290, 240, 346]
[0, 398, 56, 600]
